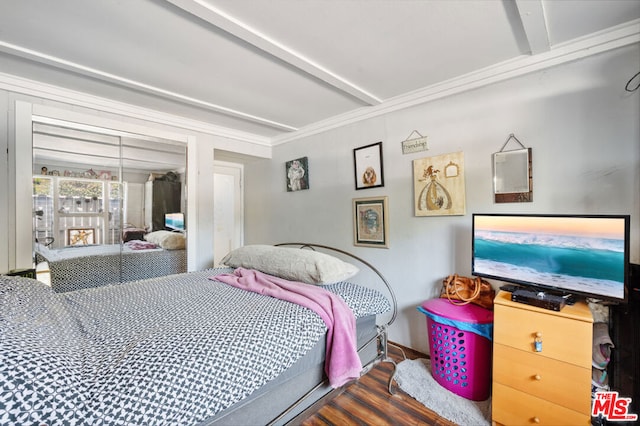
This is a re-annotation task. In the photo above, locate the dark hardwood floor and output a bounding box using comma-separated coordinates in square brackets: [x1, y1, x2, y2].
[298, 343, 456, 426]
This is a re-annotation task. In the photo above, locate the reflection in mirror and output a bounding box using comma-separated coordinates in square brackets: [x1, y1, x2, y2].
[32, 118, 187, 292]
[493, 147, 533, 203]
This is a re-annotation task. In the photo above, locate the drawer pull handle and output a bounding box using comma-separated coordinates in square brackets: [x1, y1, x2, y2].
[534, 336, 543, 352]
[534, 374, 542, 381]
[532, 417, 540, 423]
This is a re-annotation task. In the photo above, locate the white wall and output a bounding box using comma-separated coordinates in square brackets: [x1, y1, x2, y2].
[244, 45, 640, 353]
[0, 91, 9, 274]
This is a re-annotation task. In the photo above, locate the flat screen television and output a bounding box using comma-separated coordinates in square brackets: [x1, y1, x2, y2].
[165, 212, 185, 232]
[472, 213, 630, 303]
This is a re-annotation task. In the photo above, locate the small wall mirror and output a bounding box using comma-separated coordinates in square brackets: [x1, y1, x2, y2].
[492, 134, 532, 203]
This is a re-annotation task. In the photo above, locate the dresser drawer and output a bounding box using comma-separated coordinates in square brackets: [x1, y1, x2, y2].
[492, 382, 590, 425]
[493, 303, 591, 367]
[493, 343, 591, 413]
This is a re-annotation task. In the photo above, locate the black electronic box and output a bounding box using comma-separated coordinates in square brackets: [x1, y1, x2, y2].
[511, 288, 568, 311]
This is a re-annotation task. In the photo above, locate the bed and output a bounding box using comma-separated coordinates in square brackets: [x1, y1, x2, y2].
[34, 231, 187, 292]
[1, 243, 396, 425]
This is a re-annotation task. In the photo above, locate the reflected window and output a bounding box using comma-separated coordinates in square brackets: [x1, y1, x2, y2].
[33, 176, 127, 247]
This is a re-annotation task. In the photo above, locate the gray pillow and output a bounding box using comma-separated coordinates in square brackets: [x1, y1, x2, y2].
[144, 230, 186, 250]
[220, 245, 359, 285]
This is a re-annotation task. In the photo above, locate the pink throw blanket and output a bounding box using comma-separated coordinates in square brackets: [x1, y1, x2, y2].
[211, 268, 362, 388]
[124, 240, 158, 250]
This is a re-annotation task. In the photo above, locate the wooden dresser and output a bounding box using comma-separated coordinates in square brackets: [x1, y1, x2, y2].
[492, 291, 593, 425]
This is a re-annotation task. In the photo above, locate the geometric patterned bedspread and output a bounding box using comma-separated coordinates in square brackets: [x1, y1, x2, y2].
[34, 243, 187, 292]
[0, 268, 390, 425]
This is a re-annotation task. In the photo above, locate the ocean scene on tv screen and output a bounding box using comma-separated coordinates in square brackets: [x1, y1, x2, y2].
[165, 213, 184, 231]
[473, 216, 625, 300]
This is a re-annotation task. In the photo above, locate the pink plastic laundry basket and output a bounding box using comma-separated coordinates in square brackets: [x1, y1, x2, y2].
[419, 298, 494, 401]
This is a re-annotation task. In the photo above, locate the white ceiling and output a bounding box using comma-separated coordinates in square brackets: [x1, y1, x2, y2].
[1, 0, 639, 144]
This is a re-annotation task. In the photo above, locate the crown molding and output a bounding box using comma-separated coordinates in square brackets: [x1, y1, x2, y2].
[272, 19, 640, 146]
[0, 18, 637, 149]
[0, 71, 272, 147]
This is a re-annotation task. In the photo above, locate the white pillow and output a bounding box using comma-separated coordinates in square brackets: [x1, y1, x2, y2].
[220, 245, 359, 285]
[144, 230, 186, 250]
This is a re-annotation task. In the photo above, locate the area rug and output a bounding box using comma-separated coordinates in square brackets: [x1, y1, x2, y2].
[394, 358, 491, 425]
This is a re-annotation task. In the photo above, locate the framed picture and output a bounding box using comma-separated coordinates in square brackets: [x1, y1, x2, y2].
[413, 151, 466, 216]
[353, 196, 389, 248]
[353, 142, 384, 190]
[285, 157, 309, 192]
[67, 228, 95, 246]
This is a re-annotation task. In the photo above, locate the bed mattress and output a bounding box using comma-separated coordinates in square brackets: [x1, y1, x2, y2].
[204, 314, 379, 425]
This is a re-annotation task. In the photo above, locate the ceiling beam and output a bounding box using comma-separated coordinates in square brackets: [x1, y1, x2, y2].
[166, 0, 382, 106]
[273, 19, 639, 145]
[0, 40, 297, 132]
[515, 0, 551, 54]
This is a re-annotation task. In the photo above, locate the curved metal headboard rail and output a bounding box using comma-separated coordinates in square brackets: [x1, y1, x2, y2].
[274, 242, 397, 327]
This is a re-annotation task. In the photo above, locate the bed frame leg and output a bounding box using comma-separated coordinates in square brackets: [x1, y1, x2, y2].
[376, 325, 400, 395]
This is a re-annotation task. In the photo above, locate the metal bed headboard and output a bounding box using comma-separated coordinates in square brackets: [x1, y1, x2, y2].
[269, 242, 400, 424]
[274, 242, 397, 327]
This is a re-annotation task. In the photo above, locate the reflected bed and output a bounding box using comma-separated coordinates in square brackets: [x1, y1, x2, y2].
[34, 242, 187, 292]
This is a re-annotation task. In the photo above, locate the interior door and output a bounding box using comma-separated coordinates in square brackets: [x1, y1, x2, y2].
[213, 163, 243, 266]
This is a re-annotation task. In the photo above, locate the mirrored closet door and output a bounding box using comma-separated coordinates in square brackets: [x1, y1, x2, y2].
[32, 117, 187, 291]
